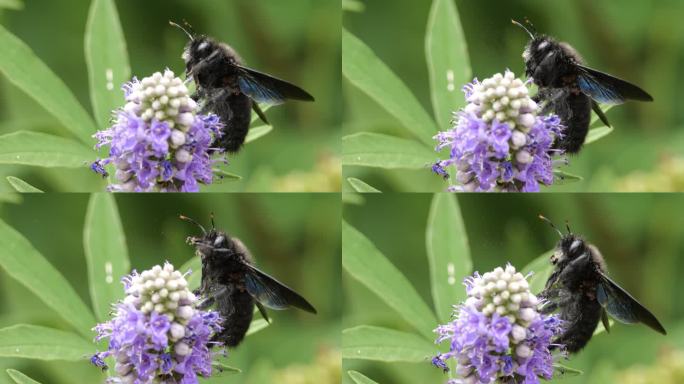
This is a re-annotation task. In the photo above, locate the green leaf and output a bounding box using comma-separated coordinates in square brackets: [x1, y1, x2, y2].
[0, 24, 97, 143]
[212, 168, 242, 180]
[342, 221, 437, 339]
[585, 126, 614, 145]
[85, 0, 131, 130]
[343, 325, 435, 362]
[342, 0, 365, 12]
[348, 371, 379, 384]
[342, 29, 437, 145]
[245, 125, 273, 144]
[342, 132, 435, 169]
[246, 318, 270, 336]
[0, 131, 93, 168]
[0, 324, 92, 361]
[0, 219, 96, 338]
[0, 0, 22, 10]
[554, 169, 583, 185]
[83, 194, 130, 322]
[347, 177, 381, 193]
[6, 369, 42, 384]
[426, 194, 471, 322]
[179, 256, 201, 291]
[521, 250, 553, 295]
[211, 361, 241, 374]
[425, 0, 470, 129]
[553, 363, 583, 378]
[6, 176, 43, 192]
[593, 319, 614, 336]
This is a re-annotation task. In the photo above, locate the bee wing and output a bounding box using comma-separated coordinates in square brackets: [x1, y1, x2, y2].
[236, 65, 315, 105]
[576, 65, 653, 104]
[596, 271, 666, 334]
[243, 264, 317, 314]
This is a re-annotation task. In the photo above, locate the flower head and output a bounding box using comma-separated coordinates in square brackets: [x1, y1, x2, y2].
[91, 262, 223, 383]
[432, 264, 564, 384]
[432, 70, 565, 192]
[92, 69, 226, 192]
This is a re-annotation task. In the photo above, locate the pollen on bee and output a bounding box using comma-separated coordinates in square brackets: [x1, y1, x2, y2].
[106, 69, 114, 90]
[105, 261, 113, 283]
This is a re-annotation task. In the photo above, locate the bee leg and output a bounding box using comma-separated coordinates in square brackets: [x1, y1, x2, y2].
[197, 285, 227, 309]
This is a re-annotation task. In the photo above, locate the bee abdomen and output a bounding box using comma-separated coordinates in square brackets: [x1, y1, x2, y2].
[554, 92, 591, 154]
[213, 290, 254, 347]
[556, 296, 601, 353]
[213, 92, 252, 153]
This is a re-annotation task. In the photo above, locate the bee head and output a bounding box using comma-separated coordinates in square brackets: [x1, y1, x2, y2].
[180, 214, 230, 259]
[553, 234, 587, 266]
[182, 36, 219, 71]
[539, 215, 586, 266]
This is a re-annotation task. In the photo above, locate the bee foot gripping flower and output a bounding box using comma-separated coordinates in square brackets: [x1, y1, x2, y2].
[432, 70, 565, 192]
[432, 264, 565, 384]
[92, 69, 226, 192]
[91, 262, 223, 383]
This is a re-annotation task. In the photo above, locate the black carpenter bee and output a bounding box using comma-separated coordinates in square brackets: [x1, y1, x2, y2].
[170, 22, 314, 153]
[512, 20, 653, 154]
[180, 215, 317, 347]
[537, 215, 666, 353]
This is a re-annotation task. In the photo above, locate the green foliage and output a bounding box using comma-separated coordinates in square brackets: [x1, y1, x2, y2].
[5, 177, 42, 193]
[0, 325, 92, 361]
[348, 370, 379, 384]
[343, 194, 586, 381]
[347, 178, 381, 193]
[342, 0, 640, 192]
[0, 0, 340, 192]
[6, 369, 41, 384]
[84, 0, 131, 130]
[342, 132, 435, 170]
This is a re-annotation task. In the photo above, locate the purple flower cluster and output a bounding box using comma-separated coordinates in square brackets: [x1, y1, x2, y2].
[432, 264, 565, 384]
[91, 263, 224, 383]
[92, 70, 225, 192]
[432, 70, 565, 192]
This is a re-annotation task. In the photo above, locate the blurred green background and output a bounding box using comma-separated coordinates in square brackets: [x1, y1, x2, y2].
[343, 0, 684, 192]
[343, 194, 684, 383]
[0, 0, 341, 192]
[0, 193, 341, 383]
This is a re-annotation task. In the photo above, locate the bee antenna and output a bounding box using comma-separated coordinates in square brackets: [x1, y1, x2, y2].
[179, 215, 207, 236]
[511, 19, 536, 39]
[565, 220, 572, 234]
[538, 214, 563, 238]
[210, 212, 216, 230]
[169, 20, 194, 41]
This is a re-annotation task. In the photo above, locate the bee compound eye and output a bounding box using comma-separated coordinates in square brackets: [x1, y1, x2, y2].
[213, 235, 225, 247]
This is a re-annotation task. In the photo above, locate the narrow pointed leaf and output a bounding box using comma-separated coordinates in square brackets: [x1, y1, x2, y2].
[585, 126, 614, 145]
[348, 371, 379, 384]
[7, 369, 42, 384]
[0, 324, 92, 361]
[245, 125, 273, 144]
[0, 131, 93, 168]
[553, 169, 583, 185]
[347, 177, 381, 193]
[83, 194, 130, 322]
[211, 362, 241, 374]
[425, 0, 470, 128]
[343, 325, 435, 362]
[426, 194, 471, 322]
[0, 219, 96, 338]
[0, 24, 97, 143]
[343, 132, 435, 169]
[6, 176, 43, 192]
[343, 29, 437, 145]
[212, 168, 242, 180]
[0, 0, 22, 10]
[246, 319, 270, 336]
[553, 363, 583, 378]
[85, 0, 131, 130]
[521, 251, 553, 295]
[343, 221, 437, 339]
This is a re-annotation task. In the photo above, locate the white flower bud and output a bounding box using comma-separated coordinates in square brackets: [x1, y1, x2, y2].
[516, 344, 532, 358]
[169, 292, 180, 302]
[516, 150, 533, 165]
[177, 305, 194, 319]
[511, 325, 527, 342]
[169, 323, 185, 340]
[174, 342, 190, 356]
[511, 131, 527, 148]
[519, 308, 537, 322]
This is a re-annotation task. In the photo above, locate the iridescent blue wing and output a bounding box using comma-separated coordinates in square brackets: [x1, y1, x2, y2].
[237, 65, 315, 105]
[596, 271, 666, 334]
[576, 65, 653, 104]
[244, 264, 317, 314]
